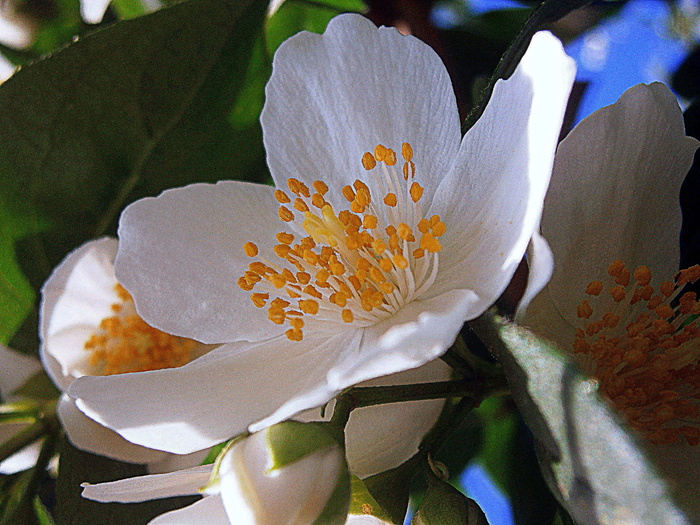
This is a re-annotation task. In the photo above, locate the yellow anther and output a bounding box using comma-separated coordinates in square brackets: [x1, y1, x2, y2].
[268, 274, 287, 289]
[384, 193, 397, 207]
[312, 180, 329, 195]
[276, 232, 295, 245]
[330, 262, 346, 276]
[429, 215, 441, 227]
[273, 245, 292, 258]
[356, 258, 371, 271]
[294, 198, 309, 213]
[379, 258, 393, 272]
[431, 220, 446, 237]
[362, 152, 377, 170]
[268, 308, 286, 324]
[417, 218, 430, 234]
[286, 329, 303, 341]
[615, 267, 631, 286]
[296, 272, 311, 285]
[355, 189, 370, 207]
[369, 266, 385, 282]
[237, 277, 254, 292]
[385, 225, 397, 236]
[316, 269, 330, 284]
[585, 281, 603, 295]
[401, 142, 413, 161]
[380, 282, 394, 294]
[342, 309, 354, 323]
[660, 281, 675, 297]
[634, 266, 652, 286]
[393, 253, 408, 270]
[351, 201, 365, 214]
[243, 242, 258, 257]
[374, 144, 388, 162]
[655, 304, 674, 319]
[388, 234, 400, 252]
[244, 271, 261, 284]
[274, 189, 291, 203]
[373, 239, 387, 255]
[250, 293, 269, 308]
[342, 185, 356, 202]
[348, 276, 362, 291]
[311, 193, 326, 209]
[398, 223, 415, 242]
[281, 268, 296, 283]
[420, 232, 442, 253]
[249, 261, 267, 274]
[577, 300, 593, 319]
[385, 149, 397, 166]
[413, 248, 425, 259]
[330, 292, 347, 307]
[363, 215, 378, 229]
[609, 285, 626, 302]
[303, 285, 323, 299]
[287, 178, 310, 198]
[278, 206, 294, 222]
[299, 299, 319, 315]
[607, 260, 625, 277]
[410, 182, 424, 203]
[289, 318, 305, 330]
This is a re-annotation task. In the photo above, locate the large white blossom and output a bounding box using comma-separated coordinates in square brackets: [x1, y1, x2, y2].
[40, 237, 208, 472]
[522, 83, 700, 521]
[67, 14, 575, 456]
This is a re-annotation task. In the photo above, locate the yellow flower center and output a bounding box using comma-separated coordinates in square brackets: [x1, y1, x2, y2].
[238, 142, 446, 342]
[84, 283, 197, 375]
[573, 260, 700, 445]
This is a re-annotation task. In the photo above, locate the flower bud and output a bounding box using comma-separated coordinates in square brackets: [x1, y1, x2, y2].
[217, 421, 350, 525]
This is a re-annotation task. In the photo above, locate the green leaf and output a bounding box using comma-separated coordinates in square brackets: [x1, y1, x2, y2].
[12, 371, 60, 401]
[471, 311, 691, 525]
[0, 0, 270, 295]
[33, 497, 56, 525]
[54, 437, 199, 525]
[266, 0, 366, 56]
[348, 475, 394, 522]
[412, 475, 489, 525]
[463, 0, 592, 132]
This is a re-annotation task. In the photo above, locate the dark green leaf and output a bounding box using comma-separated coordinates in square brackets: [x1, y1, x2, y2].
[348, 475, 394, 523]
[463, 0, 592, 132]
[12, 371, 60, 401]
[471, 311, 691, 525]
[54, 437, 198, 525]
[0, 0, 270, 295]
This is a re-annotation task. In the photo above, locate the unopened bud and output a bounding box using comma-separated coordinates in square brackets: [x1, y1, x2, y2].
[217, 421, 350, 524]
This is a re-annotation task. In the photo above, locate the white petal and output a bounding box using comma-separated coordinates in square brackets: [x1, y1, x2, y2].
[346, 516, 393, 525]
[58, 394, 169, 464]
[115, 181, 286, 344]
[301, 359, 452, 478]
[149, 495, 230, 525]
[327, 288, 477, 390]
[525, 83, 699, 345]
[40, 237, 119, 389]
[70, 328, 361, 453]
[81, 464, 212, 502]
[0, 422, 41, 474]
[0, 345, 41, 401]
[515, 231, 554, 321]
[262, 13, 461, 202]
[427, 31, 575, 309]
[80, 0, 111, 23]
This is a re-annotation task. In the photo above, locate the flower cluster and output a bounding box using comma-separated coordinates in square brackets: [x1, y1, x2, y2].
[16, 8, 700, 525]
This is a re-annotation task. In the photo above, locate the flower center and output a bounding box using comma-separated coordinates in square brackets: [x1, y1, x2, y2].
[84, 283, 197, 375]
[238, 142, 446, 342]
[573, 260, 700, 445]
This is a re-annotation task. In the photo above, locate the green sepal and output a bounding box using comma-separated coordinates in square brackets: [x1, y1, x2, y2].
[265, 420, 338, 471]
[411, 474, 488, 525]
[348, 475, 394, 523]
[362, 457, 417, 525]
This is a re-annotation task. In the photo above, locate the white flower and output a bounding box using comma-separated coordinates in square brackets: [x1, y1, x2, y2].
[0, 344, 42, 474]
[522, 83, 700, 520]
[40, 237, 208, 472]
[83, 421, 350, 525]
[68, 13, 575, 456]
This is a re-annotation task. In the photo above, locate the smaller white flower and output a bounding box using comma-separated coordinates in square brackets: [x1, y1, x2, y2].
[83, 421, 350, 525]
[522, 83, 700, 521]
[40, 237, 209, 471]
[0, 344, 42, 474]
